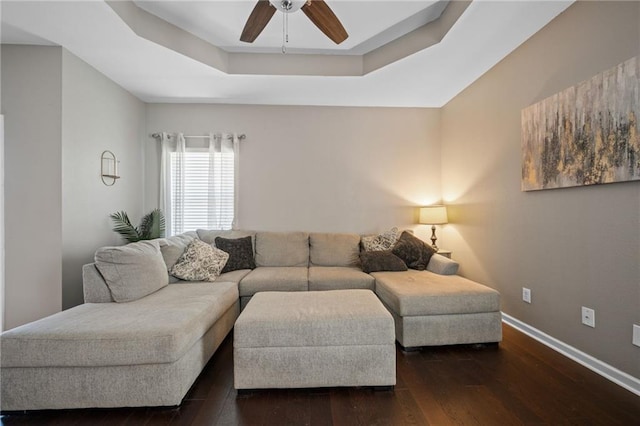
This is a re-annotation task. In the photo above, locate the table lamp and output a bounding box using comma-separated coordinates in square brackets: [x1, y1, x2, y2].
[419, 205, 448, 251]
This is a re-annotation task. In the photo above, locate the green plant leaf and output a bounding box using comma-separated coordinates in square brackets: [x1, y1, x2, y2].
[139, 209, 165, 240]
[110, 211, 141, 243]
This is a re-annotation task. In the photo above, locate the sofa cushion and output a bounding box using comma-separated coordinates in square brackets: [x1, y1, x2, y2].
[309, 233, 360, 267]
[308, 267, 374, 291]
[361, 227, 400, 251]
[217, 269, 252, 284]
[95, 240, 169, 303]
[392, 231, 436, 270]
[372, 270, 500, 316]
[159, 233, 196, 283]
[239, 267, 308, 297]
[359, 250, 408, 273]
[0, 283, 239, 368]
[255, 232, 309, 267]
[169, 239, 229, 281]
[215, 236, 256, 273]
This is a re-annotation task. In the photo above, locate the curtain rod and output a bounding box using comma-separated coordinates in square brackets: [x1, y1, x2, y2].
[150, 132, 246, 140]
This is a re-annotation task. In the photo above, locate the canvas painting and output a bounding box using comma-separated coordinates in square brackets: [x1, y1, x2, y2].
[521, 56, 639, 191]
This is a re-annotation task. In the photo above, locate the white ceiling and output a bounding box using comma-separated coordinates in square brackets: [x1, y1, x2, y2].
[1, 0, 574, 107]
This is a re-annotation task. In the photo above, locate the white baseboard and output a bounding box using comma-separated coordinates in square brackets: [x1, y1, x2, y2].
[501, 313, 640, 397]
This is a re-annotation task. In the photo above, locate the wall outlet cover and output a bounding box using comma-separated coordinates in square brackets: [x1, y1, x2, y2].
[581, 307, 595, 328]
[633, 324, 640, 347]
[522, 287, 531, 304]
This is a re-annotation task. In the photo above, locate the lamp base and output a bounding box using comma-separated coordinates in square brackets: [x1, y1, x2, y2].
[430, 225, 439, 252]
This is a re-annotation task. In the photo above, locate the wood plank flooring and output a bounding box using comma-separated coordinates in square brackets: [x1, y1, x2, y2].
[2, 324, 639, 425]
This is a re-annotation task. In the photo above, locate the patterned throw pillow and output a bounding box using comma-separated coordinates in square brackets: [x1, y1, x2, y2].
[159, 233, 196, 283]
[359, 250, 408, 273]
[215, 236, 256, 273]
[391, 231, 436, 270]
[361, 227, 400, 251]
[169, 239, 229, 281]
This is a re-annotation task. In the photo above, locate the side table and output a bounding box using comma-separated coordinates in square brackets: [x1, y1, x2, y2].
[437, 250, 452, 259]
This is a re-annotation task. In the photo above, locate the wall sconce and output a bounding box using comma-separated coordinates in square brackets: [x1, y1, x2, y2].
[101, 150, 120, 186]
[419, 205, 448, 251]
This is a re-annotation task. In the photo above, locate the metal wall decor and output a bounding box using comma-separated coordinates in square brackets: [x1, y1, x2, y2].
[101, 150, 120, 186]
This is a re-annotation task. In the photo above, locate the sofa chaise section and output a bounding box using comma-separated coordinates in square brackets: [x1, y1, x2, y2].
[1, 279, 239, 411]
[373, 268, 502, 348]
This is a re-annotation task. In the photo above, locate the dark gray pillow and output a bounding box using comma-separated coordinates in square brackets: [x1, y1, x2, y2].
[391, 231, 436, 270]
[359, 250, 408, 273]
[215, 236, 256, 273]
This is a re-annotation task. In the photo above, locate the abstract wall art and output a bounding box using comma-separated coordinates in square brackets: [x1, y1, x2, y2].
[521, 56, 639, 191]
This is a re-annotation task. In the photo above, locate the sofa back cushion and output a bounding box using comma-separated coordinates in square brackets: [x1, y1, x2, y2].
[309, 233, 360, 267]
[255, 232, 309, 267]
[95, 240, 169, 302]
[197, 230, 256, 250]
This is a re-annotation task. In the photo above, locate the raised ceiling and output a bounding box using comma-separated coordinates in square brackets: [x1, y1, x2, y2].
[1, 1, 574, 107]
[134, 0, 448, 55]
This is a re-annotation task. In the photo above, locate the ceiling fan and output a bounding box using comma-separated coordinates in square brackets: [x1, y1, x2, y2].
[240, 0, 348, 45]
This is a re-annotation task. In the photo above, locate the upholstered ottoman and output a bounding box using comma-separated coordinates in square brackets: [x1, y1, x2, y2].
[233, 289, 396, 390]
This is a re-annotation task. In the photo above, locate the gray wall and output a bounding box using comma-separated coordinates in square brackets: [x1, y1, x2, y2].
[145, 104, 442, 239]
[1, 45, 63, 330]
[441, 1, 640, 377]
[0, 45, 145, 328]
[61, 50, 145, 309]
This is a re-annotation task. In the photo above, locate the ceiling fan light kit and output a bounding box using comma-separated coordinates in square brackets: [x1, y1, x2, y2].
[240, 0, 348, 51]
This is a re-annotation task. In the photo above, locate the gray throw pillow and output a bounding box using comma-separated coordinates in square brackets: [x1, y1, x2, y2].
[95, 240, 169, 303]
[215, 236, 256, 273]
[391, 231, 436, 270]
[359, 250, 408, 273]
[169, 239, 229, 281]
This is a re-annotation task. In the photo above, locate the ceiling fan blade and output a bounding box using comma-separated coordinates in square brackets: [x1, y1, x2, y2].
[240, 0, 276, 43]
[301, 0, 348, 44]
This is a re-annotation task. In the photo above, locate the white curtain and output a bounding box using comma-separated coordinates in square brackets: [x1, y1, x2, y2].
[160, 132, 239, 235]
[160, 132, 186, 236]
[207, 133, 240, 230]
[232, 133, 240, 230]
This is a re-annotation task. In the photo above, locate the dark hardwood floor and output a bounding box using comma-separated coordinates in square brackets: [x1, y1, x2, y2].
[2, 323, 639, 425]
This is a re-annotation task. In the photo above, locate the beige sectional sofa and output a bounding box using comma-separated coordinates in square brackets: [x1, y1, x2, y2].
[0, 229, 501, 411]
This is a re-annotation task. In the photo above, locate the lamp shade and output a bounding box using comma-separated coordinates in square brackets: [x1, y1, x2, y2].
[419, 205, 448, 225]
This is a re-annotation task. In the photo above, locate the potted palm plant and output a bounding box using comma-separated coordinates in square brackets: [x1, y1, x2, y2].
[110, 209, 165, 243]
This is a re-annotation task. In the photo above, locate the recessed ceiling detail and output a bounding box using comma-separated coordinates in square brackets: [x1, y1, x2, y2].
[134, 1, 449, 55]
[110, 0, 467, 77]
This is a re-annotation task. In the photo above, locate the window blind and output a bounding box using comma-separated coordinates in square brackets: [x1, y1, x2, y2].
[170, 150, 234, 234]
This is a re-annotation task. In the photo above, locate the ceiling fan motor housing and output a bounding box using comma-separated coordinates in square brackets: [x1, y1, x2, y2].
[242, 0, 348, 45]
[269, 0, 306, 13]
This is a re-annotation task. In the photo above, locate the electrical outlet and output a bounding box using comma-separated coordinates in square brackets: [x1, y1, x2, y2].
[581, 307, 595, 328]
[522, 287, 531, 304]
[633, 325, 640, 347]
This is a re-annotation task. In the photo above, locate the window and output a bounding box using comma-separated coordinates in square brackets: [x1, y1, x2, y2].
[164, 134, 238, 236]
